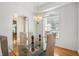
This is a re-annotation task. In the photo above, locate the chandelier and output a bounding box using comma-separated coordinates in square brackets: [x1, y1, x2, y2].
[34, 13, 43, 24]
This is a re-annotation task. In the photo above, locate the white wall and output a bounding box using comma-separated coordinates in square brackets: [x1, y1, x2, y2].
[37, 3, 78, 51]
[53, 3, 78, 51]
[0, 2, 36, 52]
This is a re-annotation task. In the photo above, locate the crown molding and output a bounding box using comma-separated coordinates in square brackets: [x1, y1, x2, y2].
[35, 2, 75, 13]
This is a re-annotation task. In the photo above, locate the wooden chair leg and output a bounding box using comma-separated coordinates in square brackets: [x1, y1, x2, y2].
[0, 36, 9, 56]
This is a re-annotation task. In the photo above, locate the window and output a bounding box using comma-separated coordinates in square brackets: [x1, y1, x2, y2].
[44, 15, 59, 39]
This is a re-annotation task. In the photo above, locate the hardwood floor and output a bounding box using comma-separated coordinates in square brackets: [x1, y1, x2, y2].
[9, 37, 78, 56]
[9, 46, 78, 56]
[54, 46, 78, 56]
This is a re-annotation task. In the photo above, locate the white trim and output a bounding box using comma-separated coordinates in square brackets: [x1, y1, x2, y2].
[36, 2, 74, 13]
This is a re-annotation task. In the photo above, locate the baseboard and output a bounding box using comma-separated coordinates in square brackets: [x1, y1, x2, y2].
[55, 46, 78, 54]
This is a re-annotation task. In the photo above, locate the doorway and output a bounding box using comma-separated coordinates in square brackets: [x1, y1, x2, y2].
[12, 15, 28, 52]
[12, 17, 17, 50]
[13, 20, 17, 41]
